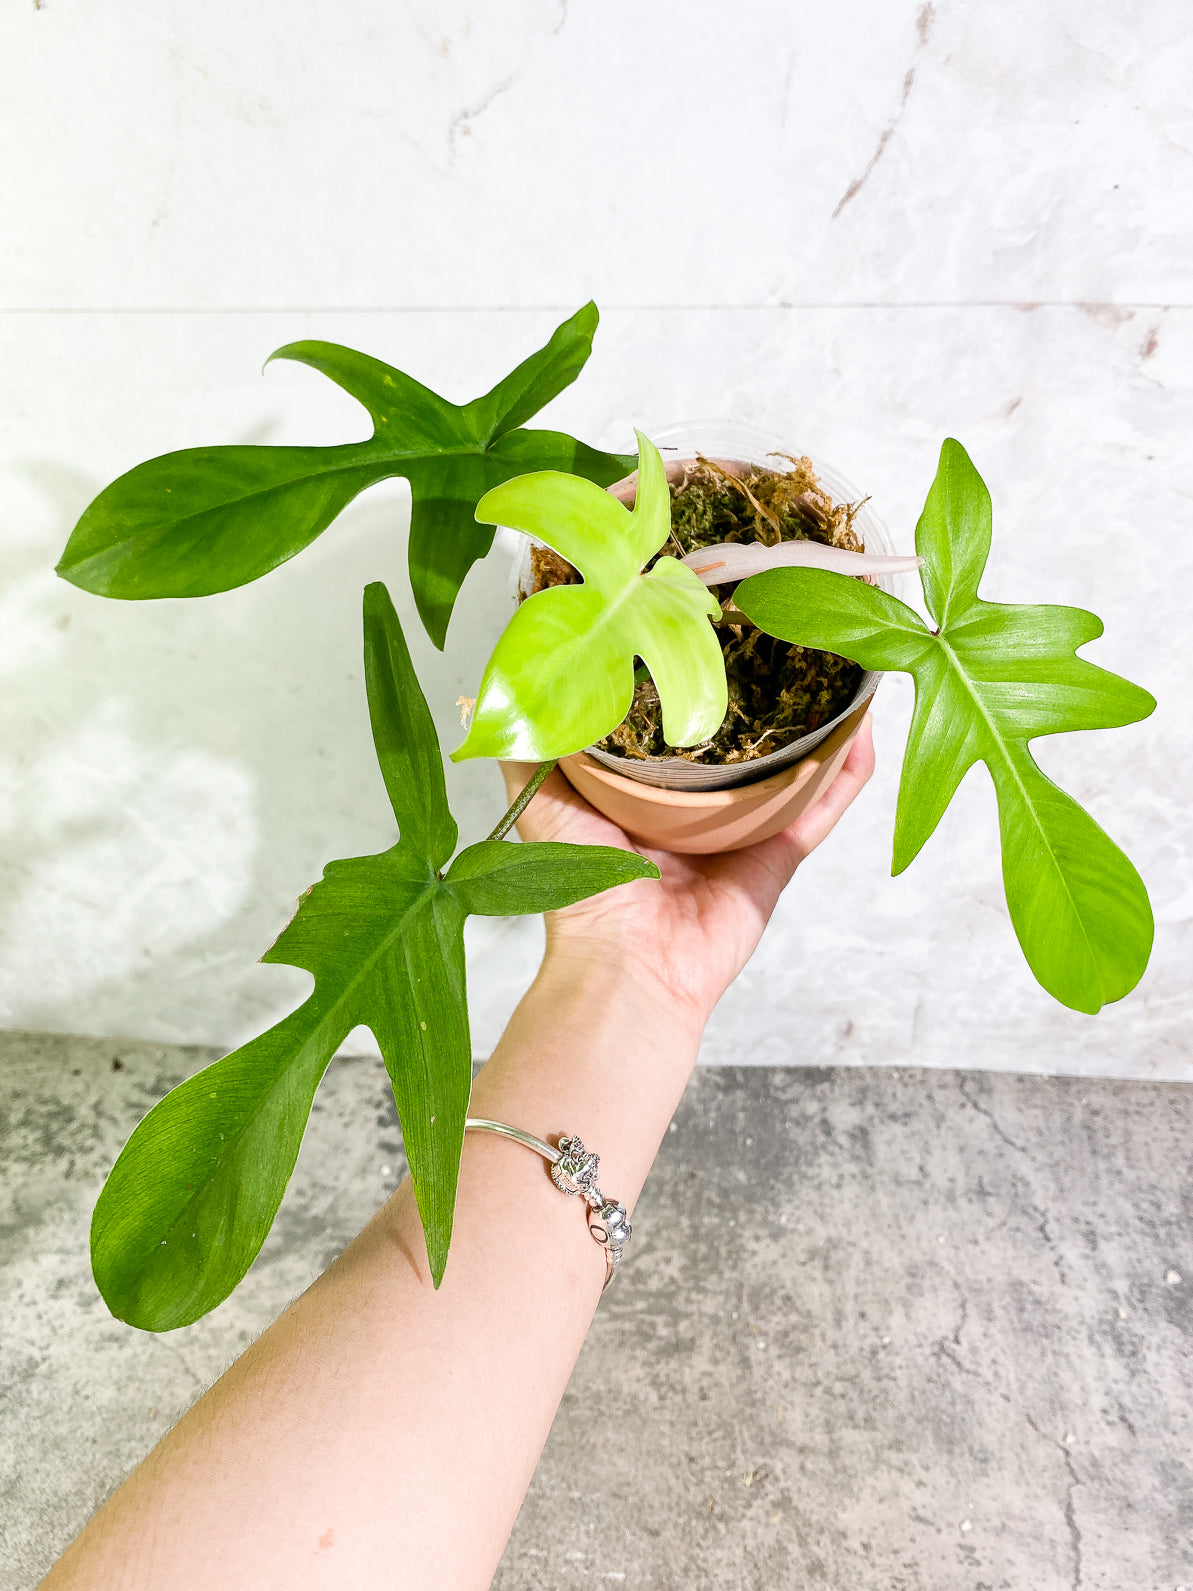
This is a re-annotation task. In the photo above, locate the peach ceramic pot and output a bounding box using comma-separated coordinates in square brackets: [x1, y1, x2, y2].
[559, 695, 872, 855]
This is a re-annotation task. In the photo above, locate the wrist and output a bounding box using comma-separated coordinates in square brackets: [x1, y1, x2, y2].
[469, 938, 704, 1218]
[535, 933, 709, 1051]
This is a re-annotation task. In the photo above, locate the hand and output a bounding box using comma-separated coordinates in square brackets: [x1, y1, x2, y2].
[501, 715, 875, 1027]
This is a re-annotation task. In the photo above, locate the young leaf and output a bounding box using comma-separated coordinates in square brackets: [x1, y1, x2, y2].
[91, 583, 658, 1330]
[452, 431, 728, 762]
[56, 303, 634, 649]
[733, 438, 1155, 1015]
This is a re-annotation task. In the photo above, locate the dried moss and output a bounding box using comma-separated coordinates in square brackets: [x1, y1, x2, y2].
[530, 455, 867, 766]
[665, 453, 864, 557]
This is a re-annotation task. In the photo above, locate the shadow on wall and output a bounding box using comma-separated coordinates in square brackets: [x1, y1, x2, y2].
[0, 451, 514, 1051]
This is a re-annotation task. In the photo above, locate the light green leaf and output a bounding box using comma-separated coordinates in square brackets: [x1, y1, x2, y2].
[56, 304, 635, 650]
[90, 583, 656, 1329]
[734, 438, 1155, 1015]
[452, 432, 727, 761]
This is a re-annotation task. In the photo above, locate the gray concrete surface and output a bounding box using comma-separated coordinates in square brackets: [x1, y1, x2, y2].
[1, 1030, 1191, 1590]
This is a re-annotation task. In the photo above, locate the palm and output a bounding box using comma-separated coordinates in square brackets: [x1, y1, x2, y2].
[501, 718, 874, 1018]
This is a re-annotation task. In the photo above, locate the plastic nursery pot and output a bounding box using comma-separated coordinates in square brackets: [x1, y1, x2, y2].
[522, 419, 898, 854]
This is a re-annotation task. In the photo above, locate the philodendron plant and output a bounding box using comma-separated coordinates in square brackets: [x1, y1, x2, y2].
[57, 305, 1155, 1331]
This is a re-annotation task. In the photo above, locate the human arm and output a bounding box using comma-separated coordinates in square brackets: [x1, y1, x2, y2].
[40, 719, 874, 1591]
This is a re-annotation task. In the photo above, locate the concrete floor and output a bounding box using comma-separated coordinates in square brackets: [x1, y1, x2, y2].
[2, 1032, 1191, 1590]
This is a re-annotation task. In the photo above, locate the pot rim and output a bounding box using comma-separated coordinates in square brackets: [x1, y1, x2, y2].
[561, 697, 872, 811]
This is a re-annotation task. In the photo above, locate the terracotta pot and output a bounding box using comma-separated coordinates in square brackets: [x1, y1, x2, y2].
[559, 695, 872, 855]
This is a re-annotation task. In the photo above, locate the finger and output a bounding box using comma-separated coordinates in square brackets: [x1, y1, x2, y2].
[787, 714, 875, 859]
[676, 714, 874, 901]
[755, 714, 875, 881]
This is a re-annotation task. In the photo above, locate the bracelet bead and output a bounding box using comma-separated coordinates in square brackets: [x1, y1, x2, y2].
[465, 1120, 630, 1288]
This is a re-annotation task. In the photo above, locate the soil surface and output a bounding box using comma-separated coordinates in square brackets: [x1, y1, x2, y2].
[528, 455, 866, 765]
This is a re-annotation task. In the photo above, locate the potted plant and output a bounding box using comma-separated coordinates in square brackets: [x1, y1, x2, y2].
[55, 304, 1156, 1332]
[473, 418, 920, 853]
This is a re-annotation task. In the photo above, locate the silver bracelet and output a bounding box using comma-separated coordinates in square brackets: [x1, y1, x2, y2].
[464, 1119, 631, 1290]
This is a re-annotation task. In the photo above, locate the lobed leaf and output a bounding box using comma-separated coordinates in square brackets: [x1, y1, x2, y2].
[452, 432, 727, 761]
[735, 439, 1156, 1014]
[91, 583, 657, 1329]
[56, 304, 634, 649]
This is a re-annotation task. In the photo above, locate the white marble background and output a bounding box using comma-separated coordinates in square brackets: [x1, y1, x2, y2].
[1, 0, 1189, 1077]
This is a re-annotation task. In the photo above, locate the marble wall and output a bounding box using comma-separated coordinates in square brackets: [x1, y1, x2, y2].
[1, 0, 1189, 1077]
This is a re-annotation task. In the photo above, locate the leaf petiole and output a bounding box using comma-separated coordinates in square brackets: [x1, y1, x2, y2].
[487, 759, 558, 843]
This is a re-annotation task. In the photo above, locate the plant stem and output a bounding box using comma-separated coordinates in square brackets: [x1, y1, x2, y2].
[487, 760, 558, 842]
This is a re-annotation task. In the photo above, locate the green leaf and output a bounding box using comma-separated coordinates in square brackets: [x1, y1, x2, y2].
[362, 579, 456, 865]
[56, 304, 634, 650]
[91, 583, 657, 1330]
[452, 431, 728, 761]
[446, 839, 658, 915]
[465, 300, 604, 441]
[734, 438, 1156, 1015]
[90, 997, 348, 1335]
